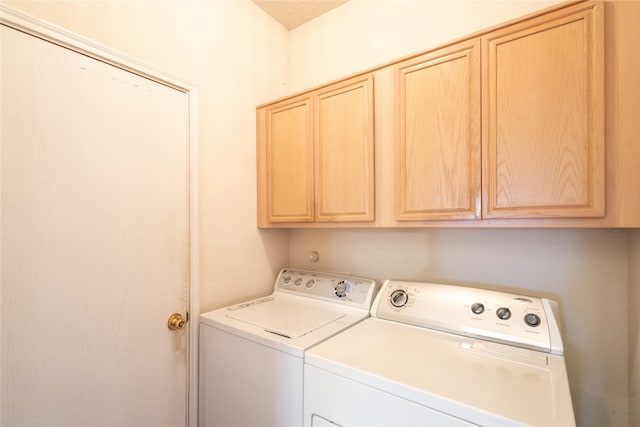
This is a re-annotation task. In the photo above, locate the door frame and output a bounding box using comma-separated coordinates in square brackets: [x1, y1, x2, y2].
[0, 5, 200, 426]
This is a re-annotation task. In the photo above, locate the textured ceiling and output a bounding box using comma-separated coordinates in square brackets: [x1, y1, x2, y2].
[254, 0, 349, 30]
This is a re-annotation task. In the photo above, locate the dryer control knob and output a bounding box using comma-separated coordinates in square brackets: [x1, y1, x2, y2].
[524, 313, 541, 327]
[496, 307, 512, 320]
[389, 289, 408, 308]
[471, 303, 485, 315]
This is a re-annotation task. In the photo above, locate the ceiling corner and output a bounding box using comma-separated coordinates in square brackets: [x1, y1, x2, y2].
[253, 0, 350, 31]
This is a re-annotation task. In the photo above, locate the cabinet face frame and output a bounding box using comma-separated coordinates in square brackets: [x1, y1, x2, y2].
[395, 39, 481, 221]
[263, 95, 315, 223]
[482, 1, 605, 219]
[314, 74, 375, 222]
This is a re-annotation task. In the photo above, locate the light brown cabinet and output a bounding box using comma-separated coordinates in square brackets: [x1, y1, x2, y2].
[257, 0, 638, 228]
[259, 95, 314, 223]
[394, 2, 603, 222]
[257, 74, 374, 226]
[482, 2, 604, 219]
[395, 39, 481, 221]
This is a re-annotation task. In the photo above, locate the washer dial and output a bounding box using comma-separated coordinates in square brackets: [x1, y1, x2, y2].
[334, 280, 352, 298]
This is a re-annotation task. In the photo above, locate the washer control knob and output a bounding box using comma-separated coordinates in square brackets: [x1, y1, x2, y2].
[294, 277, 303, 287]
[524, 313, 541, 327]
[471, 303, 485, 315]
[334, 280, 352, 298]
[496, 307, 511, 320]
[389, 289, 408, 308]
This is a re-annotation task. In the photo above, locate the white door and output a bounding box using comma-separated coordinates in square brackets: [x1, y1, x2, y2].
[1, 18, 192, 427]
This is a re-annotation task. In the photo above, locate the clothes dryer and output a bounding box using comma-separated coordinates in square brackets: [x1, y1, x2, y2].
[199, 268, 378, 427]
[304, 280, 575, 426]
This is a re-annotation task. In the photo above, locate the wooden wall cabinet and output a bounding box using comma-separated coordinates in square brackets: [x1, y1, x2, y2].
[394, 2, 603, 223]
[482, 2, 604, 219]
[258, 0, 638, 228]
[259, 95, 314, 223]
[257, 74, 374, 227]
[395, 39, 481, 221]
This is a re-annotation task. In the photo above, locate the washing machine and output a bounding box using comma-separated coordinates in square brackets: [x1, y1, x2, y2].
[304, 280, 575, 426]
[199, 268, 378, 427]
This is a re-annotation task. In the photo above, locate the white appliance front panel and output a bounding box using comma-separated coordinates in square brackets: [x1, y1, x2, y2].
[304, 364, 476, 427]
[200, 324, 303, 427]
[305, 317, 574, 426]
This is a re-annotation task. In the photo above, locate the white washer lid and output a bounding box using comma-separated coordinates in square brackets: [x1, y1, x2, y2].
[226, 298, 345, 338]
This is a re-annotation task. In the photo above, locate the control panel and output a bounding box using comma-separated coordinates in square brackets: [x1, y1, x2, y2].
[372, 280, 565, 355]
[275, 268, 378, 310]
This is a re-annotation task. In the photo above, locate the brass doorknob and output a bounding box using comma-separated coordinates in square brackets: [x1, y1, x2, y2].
[167, 313, 187, 330]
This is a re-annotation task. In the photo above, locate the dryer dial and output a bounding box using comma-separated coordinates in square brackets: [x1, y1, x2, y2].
[471, 303, 485, 315]
[389, 289, 408, 308]
[496, 307, 512, 320]
[524, 313, 541, 327]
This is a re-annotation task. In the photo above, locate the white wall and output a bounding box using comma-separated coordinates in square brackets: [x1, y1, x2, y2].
[1, 0, 291, 311]
[286, 0, 563, 91]
[630, 229, 640, 427]
[285, 1, 630, 425]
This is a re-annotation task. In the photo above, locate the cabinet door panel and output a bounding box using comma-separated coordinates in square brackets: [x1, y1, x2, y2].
[396, 40, 481, 220]
[315, 75, 375, 222]
[483, 3, 604, 218]
[266, 97, 314, 222]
